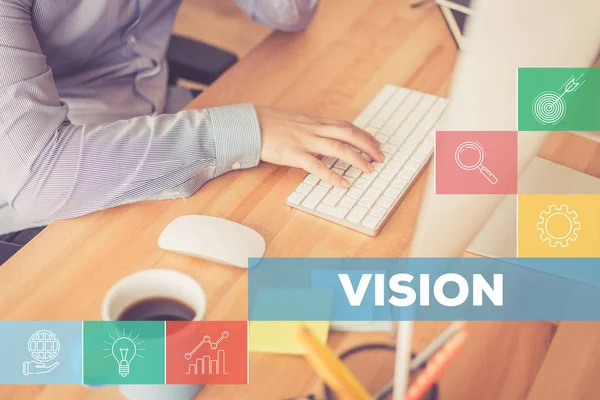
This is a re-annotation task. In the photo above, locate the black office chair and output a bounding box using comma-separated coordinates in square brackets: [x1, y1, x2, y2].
[166, 35, 238, 96]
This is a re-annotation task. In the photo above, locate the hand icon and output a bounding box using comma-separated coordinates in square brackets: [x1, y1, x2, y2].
[22, 361, 60, 376]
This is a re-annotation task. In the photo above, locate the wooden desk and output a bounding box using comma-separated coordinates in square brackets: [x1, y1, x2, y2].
[1, 0, 599, 399]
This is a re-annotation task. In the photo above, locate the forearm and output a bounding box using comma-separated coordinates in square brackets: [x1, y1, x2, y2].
[234, 0, 319, 32]
[5, 104, 261, 222]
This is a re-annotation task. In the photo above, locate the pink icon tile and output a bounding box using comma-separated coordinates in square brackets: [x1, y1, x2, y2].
[435, 131, 517, 194]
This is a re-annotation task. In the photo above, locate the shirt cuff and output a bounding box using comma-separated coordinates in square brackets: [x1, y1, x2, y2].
[207, 103, 262, 177]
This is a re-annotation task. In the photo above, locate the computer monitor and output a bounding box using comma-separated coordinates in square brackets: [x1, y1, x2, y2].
[393, 0, 600, 398]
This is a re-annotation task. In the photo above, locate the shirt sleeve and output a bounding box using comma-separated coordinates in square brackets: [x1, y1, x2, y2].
[0, 1, 261, 223]
[234, 0, 319, 32]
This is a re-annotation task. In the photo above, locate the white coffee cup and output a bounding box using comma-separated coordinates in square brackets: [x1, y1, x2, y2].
[101, 269, 207, 400]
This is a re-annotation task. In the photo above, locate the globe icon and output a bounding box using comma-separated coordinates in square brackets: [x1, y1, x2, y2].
[28, 330, 60, 362]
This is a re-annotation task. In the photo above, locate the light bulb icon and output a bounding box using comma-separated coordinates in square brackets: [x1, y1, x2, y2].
[112, 337, 136, 377]
[104, 329, 145, 378]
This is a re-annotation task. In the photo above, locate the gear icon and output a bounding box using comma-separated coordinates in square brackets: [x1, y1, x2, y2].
[536, 204, 581, 248]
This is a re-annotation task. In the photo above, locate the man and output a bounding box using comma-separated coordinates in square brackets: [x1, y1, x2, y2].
[0, 0, 383, 261]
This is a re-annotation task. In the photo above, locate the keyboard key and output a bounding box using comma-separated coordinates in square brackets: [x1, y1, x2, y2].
[410, 152, 428, 164]
[370, 206, 387, 218]
[287, 192, 305, 205]
[358, 196, 376, 208]
[388, 136, 405, 147]
[372, 178, 389, 190]
[391, 178, 408, 190]
[303, 174, 320, 186]
[364, 187, 383, 199]
[332, 167, 345, 176]
[346, 206, 369, 223]
[317, 203, 337, 216]
[345, 167, 362, 178]
[379, 125, 397, 136]
[322, 157, 336, 168]
[373, 163, 385, 171]
[405, 135, 421, 146]
[362, 171, 379, 181]
[319, 180, 333, 188]
[334, 160, 350, 170]
[302, 185, 329, 209]
[336, 206, 350, 218]
[317, 204, 350, 219]
[381, 144, 399, 154]
[365, 126, 378, 135]
[375, 133, 390, 143]
[353, 178, 371, 190]
[416, 143, 432, 155]
[404, 160, 421, 171]
[370, 117, 387, 129]
[384, 187, 402, 198]
[377, 196, 394, 209]
[346, 187, 364, 199]
[330, 187, 348, 197]
[393, 128, 412, 139]
[387, 160, 403, 171]
[379, 169, 396, 181]
[296, 182, 313, 195]
[322, 194, 341, 206]
[339, 196, 357, 209]
[361, 215, 381, 229]
[358, 196, 377, 208]
[353, 115, 370, 128]
[398, 169, 414, 180]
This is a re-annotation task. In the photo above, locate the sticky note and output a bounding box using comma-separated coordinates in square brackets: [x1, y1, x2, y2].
[249, 288, 332, 354]
[249, 321, 330, 355]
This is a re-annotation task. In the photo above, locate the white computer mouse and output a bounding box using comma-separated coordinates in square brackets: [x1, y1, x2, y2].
[158, 215, 265, 268]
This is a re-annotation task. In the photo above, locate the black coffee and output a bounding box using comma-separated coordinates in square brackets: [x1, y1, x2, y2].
[118, 297, 196, 321]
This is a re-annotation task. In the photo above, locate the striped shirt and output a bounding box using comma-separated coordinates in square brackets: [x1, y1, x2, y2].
[0, 0, 318, 235]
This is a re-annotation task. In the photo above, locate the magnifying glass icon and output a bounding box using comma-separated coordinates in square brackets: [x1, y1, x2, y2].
[454, 141, 498, 184]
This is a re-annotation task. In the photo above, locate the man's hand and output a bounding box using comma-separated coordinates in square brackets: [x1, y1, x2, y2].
[256, 107, 385, 188]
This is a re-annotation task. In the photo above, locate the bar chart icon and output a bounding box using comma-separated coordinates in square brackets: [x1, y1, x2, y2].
[184, 331, 229, 376]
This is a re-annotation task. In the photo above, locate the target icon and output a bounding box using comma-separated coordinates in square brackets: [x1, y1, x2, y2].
[532, 91, 566, 125]
[530, 75, 585, 126]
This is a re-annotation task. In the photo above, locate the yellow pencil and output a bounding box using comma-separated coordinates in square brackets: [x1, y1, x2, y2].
[296, 324, 372, 400]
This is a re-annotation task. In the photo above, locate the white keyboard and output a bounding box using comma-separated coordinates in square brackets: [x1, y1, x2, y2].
[285, 85, 449, 236]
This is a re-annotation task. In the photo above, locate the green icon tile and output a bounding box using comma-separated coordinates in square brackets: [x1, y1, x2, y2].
[518, 67, 600, 131]
[83, 321, 165, 385]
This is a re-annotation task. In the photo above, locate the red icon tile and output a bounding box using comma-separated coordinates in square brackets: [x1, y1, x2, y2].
[166, 321, 247, 385]
[435, 131, 518, 194]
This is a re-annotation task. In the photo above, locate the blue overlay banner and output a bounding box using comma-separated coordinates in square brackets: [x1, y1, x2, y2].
[248, 258, 600, 321]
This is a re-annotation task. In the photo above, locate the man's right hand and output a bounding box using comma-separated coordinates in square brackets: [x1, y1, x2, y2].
[256, 106, 385, 188]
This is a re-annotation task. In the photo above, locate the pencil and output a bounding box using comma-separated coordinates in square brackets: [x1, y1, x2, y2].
[375, 321, 466, 400]
[296, 325, 372, 400]
[393, 321, 414, 400]
[404, 328, 469, 400]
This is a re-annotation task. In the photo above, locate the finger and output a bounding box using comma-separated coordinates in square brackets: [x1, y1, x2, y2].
[317, 118, 381, 145]
[297, 154, 350, 188]
[308, 138, 374, 174]
[317, 123, 384, 162]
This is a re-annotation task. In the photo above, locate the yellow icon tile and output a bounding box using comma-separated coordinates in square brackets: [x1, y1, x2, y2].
[518, 194, 600, 257]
